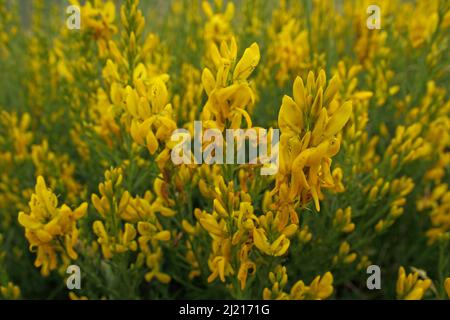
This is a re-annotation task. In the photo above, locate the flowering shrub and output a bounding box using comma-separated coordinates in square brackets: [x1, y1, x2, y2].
[0, 0, 449, 300]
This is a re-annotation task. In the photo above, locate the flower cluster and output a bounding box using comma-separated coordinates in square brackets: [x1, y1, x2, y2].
[18, 177, 87, 276]
[276, 70, 352, 211]
[91, 167, 173, 283]
[201, 37, 260, 130]
[0, 0, 448, 300]
[396, 266, 432, 300]
[262, 265, 334, 300]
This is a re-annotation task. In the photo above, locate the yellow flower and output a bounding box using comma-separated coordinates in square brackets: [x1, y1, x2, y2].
[445, 278, 450, 299]
[233, 43, 260, 82]
[201, 37, 259, 130]
[93, 220, 112, 259]
[332, 241, 357, 265]
[408, 5, 438, 48]
[0, 282, 21, 299]
[333, 207, 355, 233]
[0, 111, 33, 160]
[267, 19, 310, 85]
[116, 223, 138, 253]
[18, 176, 87, 276]
[253, 228, 290, 257]
[264, 265, 334, 300]
[396, 266, 432, 300]
[417, 182, 450, 245]
[306, 272, 334, 300]
[142, 247, 171, 284]
[194, 176, 267, 289]
[208, 255, 234, 283]
[263, 265, 289, 300]
[276, 70, 352, 211]
[298, 225, 312, 244]
[290, 274, 334, 300]
[137, 221, 171, 253]
[237, 258, 255, 290]
[202, 1, 234, 45]
[126, 77, 177, 157]
[91, 166, 173, 284]
[69, 292, 88, 300]
[77, 0, 117, 39]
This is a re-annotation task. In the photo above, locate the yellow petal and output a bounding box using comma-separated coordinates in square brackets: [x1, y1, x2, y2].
[146, 130, 159, 154]
[73, 202, 88, 219]
[209, 43, 222, 69]
[155, 272, 171, 284]
[125, 86, 139, 117]
[199, 216, 224, 237]
[137, 221, 156, 236]
[293, 76, 306, 111]
[149, 79, 168, 113]
[18, 212, 41, 229]
[202, 68, 216, 95]
[282, 224, 298, 237]
[138, 97, 151, 120]
[233, 43, 260, 81]
[324, 101, 352, 138]
[201, 1, 213, 18]
[311, 108, 328, 145]
[323, 75, 340, 106]
[444, 278, 450, 299]
[93, 221, 108, 240]
[129, 120, 142, 145]
[253, 228, 270, 254]
[224, 2, 234, 21]
[310, 87, 323, 118]
[396, 267, 406, 296]
[404, 288, 424, 300]
[36, 229, 53, 243]
[123, 223, 137, 243]
[65, 235, 78, 260]
[44, 218, 62, 235]
[271, 234, 290, 256]
[154, 231, 171, 241]
[278, 95, 302, 134]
